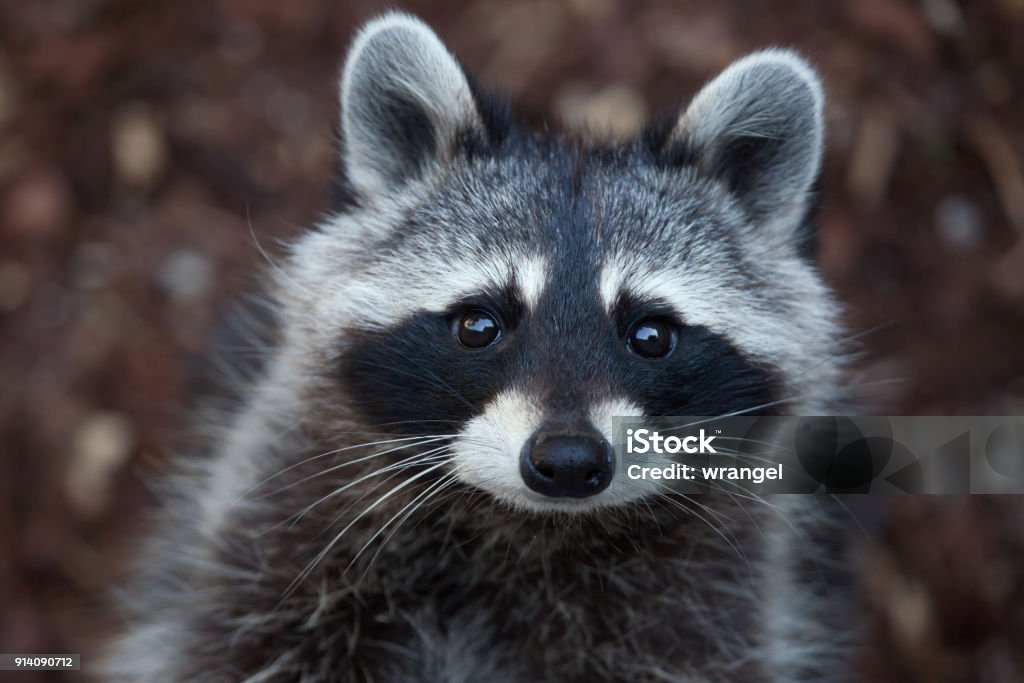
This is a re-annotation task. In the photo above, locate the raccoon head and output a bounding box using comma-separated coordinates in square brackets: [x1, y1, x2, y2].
[282, 13, 842, 513]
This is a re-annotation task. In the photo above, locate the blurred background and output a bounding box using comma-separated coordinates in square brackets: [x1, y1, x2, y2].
[1, 0, 1023, 680]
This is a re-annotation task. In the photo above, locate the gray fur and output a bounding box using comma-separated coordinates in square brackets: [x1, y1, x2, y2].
[103, 12, 855, 683]
[340, 13, 483, 194]
[671, 50, 824, 241]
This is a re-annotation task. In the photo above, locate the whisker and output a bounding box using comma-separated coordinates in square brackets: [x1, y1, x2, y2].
[287, 446, 453, 527]
[245, 434, 455, 498]
[639, 481, 752, 577]
[308, 450, 455, 537]
[350, 473, 461, 579]
[284, 460, 452, 598]
[268, 436, 455, 500]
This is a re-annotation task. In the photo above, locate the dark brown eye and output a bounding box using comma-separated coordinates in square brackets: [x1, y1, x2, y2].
[628, 318, 674, 358]
[456, 309, 501, 348]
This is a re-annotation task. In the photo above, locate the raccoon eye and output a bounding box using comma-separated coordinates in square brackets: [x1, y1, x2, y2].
[455, 309, 501, 348]
[627, 318, 675, 358]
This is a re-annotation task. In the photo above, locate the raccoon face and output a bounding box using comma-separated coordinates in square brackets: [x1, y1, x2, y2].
[284, 13, 841, 513]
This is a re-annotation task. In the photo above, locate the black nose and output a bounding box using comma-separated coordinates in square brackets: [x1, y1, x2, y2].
[520, 433, 614, 499]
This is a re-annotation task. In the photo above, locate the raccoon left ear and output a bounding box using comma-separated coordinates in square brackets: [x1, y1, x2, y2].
[665, 50, 824, 238]
[338, 12, 484, 195]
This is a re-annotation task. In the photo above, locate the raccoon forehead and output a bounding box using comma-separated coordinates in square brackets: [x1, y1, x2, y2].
[289, 223, 550, 332]
[350, 253, 548, 326]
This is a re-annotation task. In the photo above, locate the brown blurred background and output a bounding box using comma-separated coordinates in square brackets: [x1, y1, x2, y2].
[1, 1, 1023, 681]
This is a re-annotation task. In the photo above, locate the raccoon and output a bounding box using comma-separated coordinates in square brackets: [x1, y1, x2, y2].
[104, 12, 853, 683]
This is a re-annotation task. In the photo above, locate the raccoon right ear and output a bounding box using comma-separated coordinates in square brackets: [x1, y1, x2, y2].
[662, 50, 824, 240]
[338, 13, 484, 196]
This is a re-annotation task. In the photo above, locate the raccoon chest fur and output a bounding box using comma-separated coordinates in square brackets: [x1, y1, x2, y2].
[198, 489, 786, 683]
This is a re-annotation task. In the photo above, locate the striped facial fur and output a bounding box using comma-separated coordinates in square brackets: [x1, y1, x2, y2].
[277, 13, 843, 513]
[105, 13, 857, 683]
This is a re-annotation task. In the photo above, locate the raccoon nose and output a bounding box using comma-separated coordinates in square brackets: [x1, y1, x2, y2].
[520, 432, 613, 499]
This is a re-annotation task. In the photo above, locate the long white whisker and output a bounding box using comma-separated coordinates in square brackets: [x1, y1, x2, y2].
[284, 460, 452, 598]
[244, 434, 455, 498]
[287, 446, 453, 527]
[308, 450, 456, 536]
[267, 436, 455, 500]
[350, 473, 460, 576]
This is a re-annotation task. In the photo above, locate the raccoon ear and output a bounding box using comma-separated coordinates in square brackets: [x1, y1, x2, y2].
[666, 50, 824, 237]
[338, 13, 483, 195]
